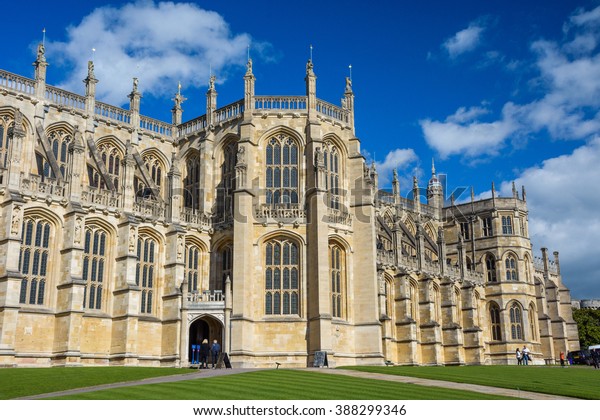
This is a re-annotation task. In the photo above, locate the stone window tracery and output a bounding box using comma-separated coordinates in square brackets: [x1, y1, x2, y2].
[217, 143, 236, 219]
[0, 117, 14, 169]
[82, 226, 107, 310]
[505, 255, 518, 281]
[502, 216, 513, 235]
[265, 238, 299, 315]
[184, 154, 202, 209]
[330, 244, 346, 318]
[266, 135, 298, 205]
[486, 255, 497, 283]
[185, 243, 201, 293]
[324, 143, 341, 209]
[136, 234, 157, 314]
[489, 303, 502, 341]
[510, 303, 523, 340]
[18, 218, 52, 305]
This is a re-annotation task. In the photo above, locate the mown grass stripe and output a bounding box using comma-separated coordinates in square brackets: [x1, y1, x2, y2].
[341, 366, 600, 400]
[50, 370, 512, 400]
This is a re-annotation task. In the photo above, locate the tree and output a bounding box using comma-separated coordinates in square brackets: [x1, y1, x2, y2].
[572, 308, 600, 348]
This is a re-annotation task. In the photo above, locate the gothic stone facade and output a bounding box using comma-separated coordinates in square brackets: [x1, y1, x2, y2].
[0, 47, 579, 367]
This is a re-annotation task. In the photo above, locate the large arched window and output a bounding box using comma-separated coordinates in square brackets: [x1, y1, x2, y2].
[485, 255, 497, 283]
[18, 218, 52, 305]
[82, 226, 107, 310]
[265, 238, 299, 315]
[329, 244, 345, 318]
[266, 135, 298, 205]
[48, 128, 72, 177]
[136, 234, 157, 314]
[505, 255, 518, 281]
[489, 303, 502, 341]
[185, 243, 202, 293]
[135, 153, 164, 199]
[510, 303, 523, 340]
[216, 143, 236, 220]
[184, 154, 202, 209]
[0, 117, 14, 169]
[324, 143, 341, 209]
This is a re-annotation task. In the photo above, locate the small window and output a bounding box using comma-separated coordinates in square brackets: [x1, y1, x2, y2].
[502, 216, 513, 235]
[482, 217, 493, 237]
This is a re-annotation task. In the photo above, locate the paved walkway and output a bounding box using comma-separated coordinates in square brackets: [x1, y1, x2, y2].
[16, 367, 578, 400]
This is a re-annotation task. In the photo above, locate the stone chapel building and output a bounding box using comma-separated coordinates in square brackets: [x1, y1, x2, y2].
[0, 44, 580, 367]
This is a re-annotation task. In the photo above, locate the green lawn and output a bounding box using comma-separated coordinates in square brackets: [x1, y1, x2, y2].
[341, 365, 600, 399]
[0, 367, 190, 399]
[50, 369, 512, 400]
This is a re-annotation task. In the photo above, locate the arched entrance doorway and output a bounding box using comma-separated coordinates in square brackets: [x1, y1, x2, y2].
[188, 315, 223, 362]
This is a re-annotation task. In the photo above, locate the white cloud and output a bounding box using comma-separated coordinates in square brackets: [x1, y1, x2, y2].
[365, 148, 419, 188]
[443, 23, 485, 59]
[420, 104, 518, 159]
[423, 5, 600, 159]
[47, 1, 259, 106]
[497, 137, 600, 298]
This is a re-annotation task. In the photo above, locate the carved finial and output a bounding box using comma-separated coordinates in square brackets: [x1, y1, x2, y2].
[522, 185, 527, 202]
[431, 158, 436, 176]
[412, 176, 418, 189]
[36, 42, 46, 63]
[471, 186, 475, 202]
[87, 60, 95, 79]
[209, 74, 216, 90]
[246, 58, 253, 75]
[392, 169, 398, 182]
[491, 181, 496, 196]
[512, 181, 518, 198]
[306, 59, 314, 75]
[345, 76, 352, 93]
[132, 77, 138, 92]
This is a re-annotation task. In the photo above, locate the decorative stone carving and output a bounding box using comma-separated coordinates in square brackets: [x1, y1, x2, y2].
[129, 226, 137, 253]
[236, 145, 246, 165]
[74, 217, 83, 244]
[177, 234, 184, 262]
[10, 207, 21, 236]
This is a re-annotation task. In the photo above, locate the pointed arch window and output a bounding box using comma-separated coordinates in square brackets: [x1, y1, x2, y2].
[510, 303, 523, 340]
[266, 135, 298, 205]
[135, 155, 164, 199]
[184, 154, 202, 209]
[217, 143, 236, 220]
[185, 243, 202, 293]
[324, 143, 341, 209]
[218, 244, 233, 290]
[502, 216, 513, 235]
[82, 226, 107, 310]
[136, 234, 157, 314]
[489, 303, 502, 341]
[329, 244, 346, 318]
[89, 143, 122, 191]
[265, 238, 299, 315]
[48, 129, 72, 178]
[505, 255, 518, 281]
[485, 255, 497, 283]
[0, 118, 15, 169]
[18, 218, 52, 305]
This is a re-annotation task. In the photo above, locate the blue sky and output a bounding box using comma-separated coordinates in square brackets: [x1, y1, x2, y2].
[1, 0, 599, 299]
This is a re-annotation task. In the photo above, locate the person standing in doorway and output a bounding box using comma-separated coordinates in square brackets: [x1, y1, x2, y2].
[211, 339, 221, 368]
[199, 339, 210, 369]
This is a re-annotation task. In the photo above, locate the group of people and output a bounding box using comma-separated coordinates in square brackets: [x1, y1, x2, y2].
[557, 349, 600, 368]
[515, 346, 532, 365]
[196, 339, 221, 369]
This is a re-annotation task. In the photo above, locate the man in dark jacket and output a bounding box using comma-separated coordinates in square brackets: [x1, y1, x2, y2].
[211, 339, 221, 368]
